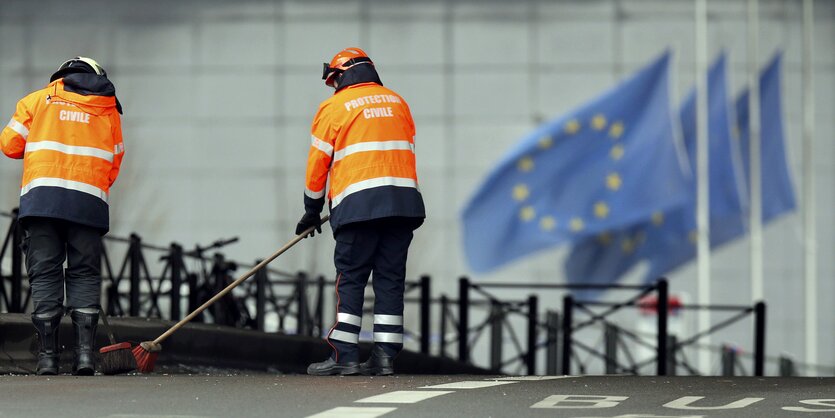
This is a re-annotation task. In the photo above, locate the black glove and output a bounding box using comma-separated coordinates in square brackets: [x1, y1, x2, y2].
[295, 212, 322, 237]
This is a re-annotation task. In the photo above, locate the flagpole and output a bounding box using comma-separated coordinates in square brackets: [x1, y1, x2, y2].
[747, 0, 764, 306]
[694, 0, 711, 374]
[801, 0, 817, 374]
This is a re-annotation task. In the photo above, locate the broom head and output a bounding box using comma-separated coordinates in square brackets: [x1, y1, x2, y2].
[132, 341, 161, 373]
[99, 342, 137, 375]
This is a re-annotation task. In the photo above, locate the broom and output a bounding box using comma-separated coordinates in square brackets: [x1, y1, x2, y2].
[98, 308, 137, 374]
[132, 216, 329, 373]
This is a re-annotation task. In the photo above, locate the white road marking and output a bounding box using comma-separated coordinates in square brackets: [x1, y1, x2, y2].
[420, 380, 518, 389]
[355, 390, 455, 404]
[305, 406, 397, 418]
[493, 376, 576, 381]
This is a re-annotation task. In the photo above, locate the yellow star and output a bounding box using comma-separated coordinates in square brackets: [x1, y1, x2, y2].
[651, 212, 665, 226]
[621, 238, 635, 254]
[520, 206, 536, 222]
[688, 230, 698, 244]
[512, 184, 530, 201]
[569, 217, 584, 232]
[538, 135, 553, 149]
[596, 232, 612, 245]
[564, 119, 580, 134]
[539, 216, 556, 231]
[517, 156, 534, 172]
[591, 114, 607, 131]
[610, 145, 625, 161]
[593, 201, 610, 219]
[606, 172, 622, 191]
[608, 121, 624, 139]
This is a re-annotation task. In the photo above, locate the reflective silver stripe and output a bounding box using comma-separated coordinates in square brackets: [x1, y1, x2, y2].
[374, 314, 403, 326]
[337, 312, 362, 327]
[6, 118, 28, 139]
[333, 140, 414, 162]
[114, 142, 125, 155]
[305, 187, 325, 199]
[311, 135, 334, 156]
[25, 140, 114, 163]
[331, 177, 418, 208]
[329, 329, 359, 344]
[21, 177, 108, 203]
[373, 332, 403, 344]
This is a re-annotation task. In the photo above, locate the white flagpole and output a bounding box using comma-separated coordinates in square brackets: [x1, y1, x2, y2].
[801, 0, 817, 374]
[694, 0, 711, 374]
[748, 0, 764, 304]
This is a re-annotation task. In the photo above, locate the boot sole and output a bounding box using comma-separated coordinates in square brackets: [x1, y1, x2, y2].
[307, 365, 360, 376]
[360, 367, 394, 376]
[74, 367, 95, 376]
[36, 369, 58, 376]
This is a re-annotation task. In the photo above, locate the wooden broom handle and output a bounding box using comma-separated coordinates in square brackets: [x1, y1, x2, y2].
[152, 215, 329, 345]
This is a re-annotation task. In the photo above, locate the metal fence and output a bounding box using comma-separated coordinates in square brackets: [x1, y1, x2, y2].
[2, 208, 831, 376]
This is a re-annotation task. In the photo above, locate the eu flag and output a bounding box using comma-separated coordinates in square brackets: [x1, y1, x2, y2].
[736, 53, 796, 223]
[462, 52, 690, 273]
[564, 52, 745, 291]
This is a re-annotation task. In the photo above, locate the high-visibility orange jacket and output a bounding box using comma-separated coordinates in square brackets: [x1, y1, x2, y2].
[305, 81, 425, 231]
[0, 74, 124, 231]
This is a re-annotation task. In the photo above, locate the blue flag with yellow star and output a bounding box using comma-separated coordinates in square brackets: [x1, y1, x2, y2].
[642, 52, 795, 281]
[564, 52, 742, 292]
[462, 51, 690, 273]
[564, 51, 795, 293]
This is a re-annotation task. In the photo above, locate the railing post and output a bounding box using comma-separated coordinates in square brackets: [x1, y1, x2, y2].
[754, 301, 766, 376]
[129, 234, 141, 317]
[668, 335, 678, 376]
[419, 275, 431, 355]
[255, 260, 267, 332]
[546, 310, 560, 375]
[526, 294, 538, 375]
[439, 294, 448, 358]
[561, 295, 573, 375]
[187, 272, 200, 321]
[297, 272, 310, 336]
[458, 277, 470, 363]
[10, 208, 23, 313]
[604, 323, 619, 374]
[169, 243, 183, 320]
[656, 279, 669, 376]
[721, 345, 736, 376]
[779, 356, 795, 377]
[489, 301, 504, 372]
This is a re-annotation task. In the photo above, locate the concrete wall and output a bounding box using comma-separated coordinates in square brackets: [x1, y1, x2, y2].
[0, 0, 832, 373]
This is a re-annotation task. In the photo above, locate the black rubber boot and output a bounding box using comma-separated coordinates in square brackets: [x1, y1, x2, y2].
[359, 345, 395, 376]
[70, 309, 99, 376]
[32, 311, 62, 375]
[307, 358, 360, 376]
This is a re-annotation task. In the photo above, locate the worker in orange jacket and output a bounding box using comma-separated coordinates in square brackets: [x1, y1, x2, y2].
[298, 48, 425, 375]
[0, 57, 124, 375]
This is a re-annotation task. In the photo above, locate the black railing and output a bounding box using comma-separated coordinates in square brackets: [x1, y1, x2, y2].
[5, 208, 831, 375]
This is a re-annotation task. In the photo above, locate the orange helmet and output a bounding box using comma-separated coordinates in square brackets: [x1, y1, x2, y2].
[322, 47, 373, 87]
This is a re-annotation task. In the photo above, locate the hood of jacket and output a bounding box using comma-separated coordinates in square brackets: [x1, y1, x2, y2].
[335, 63, 383, 93]
[50, 73, 123, 115]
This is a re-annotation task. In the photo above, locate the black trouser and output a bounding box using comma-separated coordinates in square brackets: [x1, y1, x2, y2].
[21, 217, 103, 316]
[327, 217, 422, 363]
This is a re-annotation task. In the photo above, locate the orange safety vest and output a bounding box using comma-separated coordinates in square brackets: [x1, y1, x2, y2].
[304, 82, 425, 230]
[0, 76, 124, 231]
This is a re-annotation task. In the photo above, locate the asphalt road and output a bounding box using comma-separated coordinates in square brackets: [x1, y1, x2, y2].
[0, 374, 832, 417]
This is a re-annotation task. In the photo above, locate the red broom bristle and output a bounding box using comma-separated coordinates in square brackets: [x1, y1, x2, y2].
[132, 344, 159, 373]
